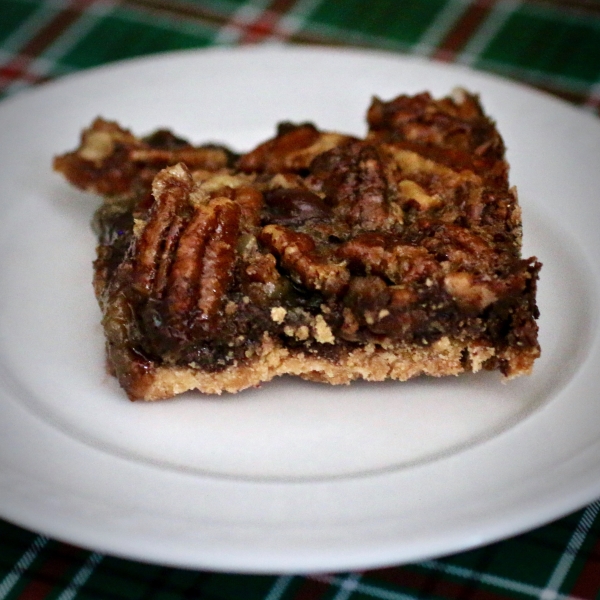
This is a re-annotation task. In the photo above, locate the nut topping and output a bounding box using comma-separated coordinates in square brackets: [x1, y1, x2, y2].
[259, 224, 350, 297]
[54, 88, 541, 399]
[239, 122, 355, 174]
[127, 163, 242, 338]
[131, 163, 193, 296]
[311, 142, 393, 230]
[338, 233, 438, 284]
[53, 118, 236, 198]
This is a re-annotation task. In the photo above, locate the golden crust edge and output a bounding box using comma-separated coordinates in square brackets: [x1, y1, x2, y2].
[121, 335, 538, 401]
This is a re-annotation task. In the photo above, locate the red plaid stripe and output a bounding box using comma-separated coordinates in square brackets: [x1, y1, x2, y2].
[568, 523, 600, 598]
[240, 0, 297, 42]
[583, 89, 600, 114]
[433, 0, 496, 62]
[0, 54, 47, 89]
[125, 0, 329, 43]
[213, 0, 322, 44]
[11, 544, 82, 600]
[570, 543, 600, 598]
[0, 0, 99, 94]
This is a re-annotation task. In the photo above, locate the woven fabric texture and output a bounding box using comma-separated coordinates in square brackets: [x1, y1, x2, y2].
[0, 0, 599, 597]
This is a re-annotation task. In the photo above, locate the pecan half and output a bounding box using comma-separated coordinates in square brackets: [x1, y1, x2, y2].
[338, 232, 439, 285]
[366, 90, 505, 167]
[234, 185, 264, 229]
[164, 197, 240, 321]
[130, 164, 241, 326]
[239, 122, 355, 174]
[53, 118, 141, 196]
[259, 224, 349, 297]
[310, 141, 393, 230]
[128, 147, 234, 171]
[131, 163, 194, 296]
[418, 221, 505, 275]
[53, 118, 236, 198]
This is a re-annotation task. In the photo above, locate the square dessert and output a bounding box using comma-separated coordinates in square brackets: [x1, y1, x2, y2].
[54, 90, 541, 400]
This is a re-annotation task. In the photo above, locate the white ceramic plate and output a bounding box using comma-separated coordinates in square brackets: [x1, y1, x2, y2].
[1, 46, 599, 574]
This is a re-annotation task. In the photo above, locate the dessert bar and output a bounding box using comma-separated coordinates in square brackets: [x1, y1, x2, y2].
[54, 90, 541, 400]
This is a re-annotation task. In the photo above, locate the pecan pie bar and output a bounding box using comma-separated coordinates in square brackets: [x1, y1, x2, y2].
[54, 90, 541, 400]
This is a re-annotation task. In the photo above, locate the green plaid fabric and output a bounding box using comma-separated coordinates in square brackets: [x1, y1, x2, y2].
[1, 0, 600, 597]
[1, 0, 600, 110]
[1, 501, 600, 598]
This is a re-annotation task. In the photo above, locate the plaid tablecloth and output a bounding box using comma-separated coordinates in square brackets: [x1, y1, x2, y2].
[1, 0, 600, 598]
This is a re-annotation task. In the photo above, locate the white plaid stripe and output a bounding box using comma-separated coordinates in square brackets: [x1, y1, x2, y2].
[264, 575, 295, 600]
[101, 1, 217, 38]
[212, 0, 275, 44]
[0, 535, 49, 600]
[0, 46, 65, 95]
[274, 0, 325, 39]
[331, 572, 363, 600]
[0, 0, 62, 55]
[456, 0, 522, 66]
[540, 500, 600, 600]
[312, 574, 418, 600]
[54, 552, 103, 600]
[1, 0, 118, 96]
[417, 559, 587, 600]
[411, 0, 472, 56]
[0, 0, 65, 92]
[33, 0, 117, 65]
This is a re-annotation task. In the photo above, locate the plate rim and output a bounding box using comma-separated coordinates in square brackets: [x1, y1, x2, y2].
[1, 44, 600, 573]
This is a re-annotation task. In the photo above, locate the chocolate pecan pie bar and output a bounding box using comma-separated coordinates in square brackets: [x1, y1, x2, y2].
[54, 90, 541, 400]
